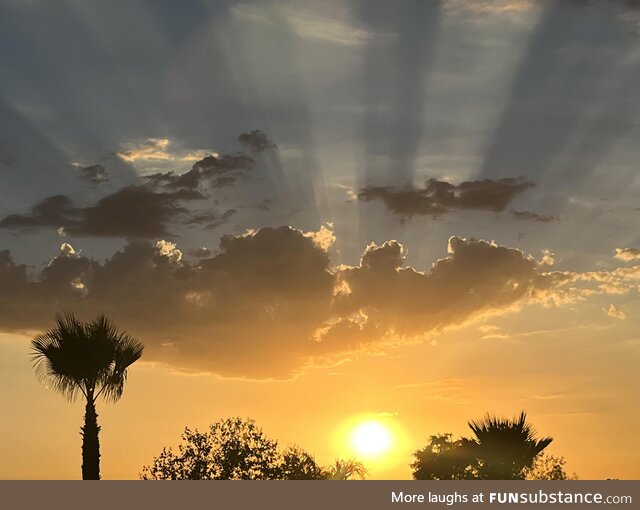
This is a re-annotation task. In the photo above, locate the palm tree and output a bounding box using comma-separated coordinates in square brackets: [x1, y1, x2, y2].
[327, 458, 368, 480]
[31, 312, 144, 479]
[465, 411, 552, 479]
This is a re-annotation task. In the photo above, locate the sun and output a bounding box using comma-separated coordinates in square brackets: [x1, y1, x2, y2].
[350, 420, 393, 457]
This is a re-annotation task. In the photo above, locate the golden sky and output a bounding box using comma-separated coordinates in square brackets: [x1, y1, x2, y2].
[1, 287, 638, 479]
[1, 0, 639, 480]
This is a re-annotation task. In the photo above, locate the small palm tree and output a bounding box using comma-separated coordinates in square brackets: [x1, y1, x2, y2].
[327, 458, 368, 480]
[31, 312, 144, 479]
[466, 411, 552, 479]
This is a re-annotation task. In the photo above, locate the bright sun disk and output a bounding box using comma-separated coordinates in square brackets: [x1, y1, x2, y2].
[351, 421, 392, 457]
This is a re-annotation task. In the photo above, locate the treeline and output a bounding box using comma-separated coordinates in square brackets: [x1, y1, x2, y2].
[410, 412, 575, 480]
[140, 414, 576, 480]
[140, 417, 366, 480]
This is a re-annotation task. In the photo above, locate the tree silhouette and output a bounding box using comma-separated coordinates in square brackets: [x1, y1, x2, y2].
[412, 412, 554, 480]
[326, 458, 368, 480]
[411, 433, 479, 480]
[525, 453, 575, 480]
[141, 418, 283, 480]
[467, 412, 553, 479]
[141, 417, 367, 480]
[280, 446, 326, 480]
[31, 312, 143, 480]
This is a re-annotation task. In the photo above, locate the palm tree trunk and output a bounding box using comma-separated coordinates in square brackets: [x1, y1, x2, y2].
[81, 395, 101, 480]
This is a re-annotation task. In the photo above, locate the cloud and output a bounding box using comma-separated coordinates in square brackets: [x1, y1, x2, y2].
[1, 139, 255, 237]
[445, 0, 535, 15]
[358, 177, 535, 217]
[187, 209, 237, 230]
[329, 236, 545, 345]
[0, 195, 79, 230]
[614, 247, 640, 262]
[1, 227, 611, 379]
[77, 164, 108, 183]
[238, 130, 277, 153]
[117, 138, 173, 162]
[156, 240, 182, 264]
[303, 224, 335, 251]
[605, 304, 626, 320]
[539, 249, 555, 267]
[59, 242, 79, 258]
[0, 186, 204, 238]
[73, 186, 204, 238]
[116, 138, 228, 173]
[232, 3, 395, 47]
[482, 333, 512, 340]
[191, 246, 211, 258]
[541, 262, 640, 300]
[332, 183, 358, 202]
[511, 210, 558, 222]
[0, 249, 28, 291]
[283, 8, 392, 47]
[146, 153, 255, 190]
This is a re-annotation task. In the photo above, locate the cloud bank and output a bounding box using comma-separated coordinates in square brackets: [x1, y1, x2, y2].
[2, 226, 628, 379]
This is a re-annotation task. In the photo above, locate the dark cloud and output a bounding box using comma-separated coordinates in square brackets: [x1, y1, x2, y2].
[0, 227, 579, 378]
[328, 236, 545, 344]
[77, 164, 108, 183]
[146, 154, 255, 190]
[0, 186, 204, 238]
[190, 247, 212, 259]
[238, 130, 277, 153]
[1, 141, 256, 238]
[71, 186, 203, 238]
[511, 210, 559, 222]
[187, 208, 237, 230]
[0, 250, 28, 290]
[0, 195, 78, 230]
[358, 177, 534, 217]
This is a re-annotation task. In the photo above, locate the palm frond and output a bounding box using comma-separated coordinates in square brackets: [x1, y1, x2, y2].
[465, 411, 553, 479]
[89, 315, 144, 403]
[31, 312, 143, 403]
[31, 311, 88, 401]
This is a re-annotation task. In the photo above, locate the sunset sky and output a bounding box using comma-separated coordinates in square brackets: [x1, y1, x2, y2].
[1, 0, 639, 480]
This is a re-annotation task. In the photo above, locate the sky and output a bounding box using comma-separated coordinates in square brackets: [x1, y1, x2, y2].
[0, 0, 639, 480]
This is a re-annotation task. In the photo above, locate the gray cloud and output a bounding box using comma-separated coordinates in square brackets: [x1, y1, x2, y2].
[146, 153, 255, 190]
[510, 210, 558, 222]
[358, 177, 535, 217]
[0, 249, 28, 290]
[187, 208, 237, 230]
[1, 137, 261, 239]
[77, 164, 108, 183]
[0, 195, 78, 230]
[0, 227, 585, 379]
[238, 130, 277, 153]
[71, 186, 204, 238]
[0, 186, 204, 238]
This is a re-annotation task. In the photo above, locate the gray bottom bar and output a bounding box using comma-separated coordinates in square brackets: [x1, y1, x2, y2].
[1, 480, 637, 510]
